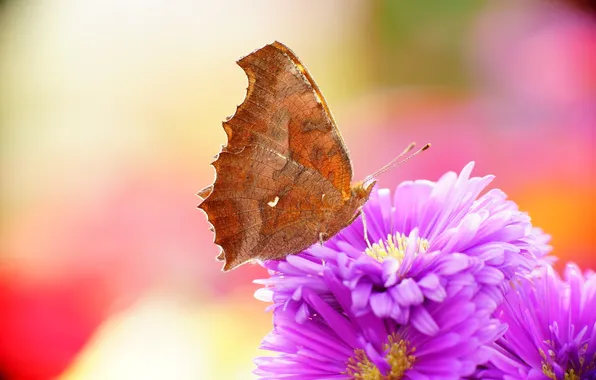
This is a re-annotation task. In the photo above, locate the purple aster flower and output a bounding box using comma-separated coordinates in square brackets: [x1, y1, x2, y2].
[254, 163, 551, 377]
[481, 263, 596, 380]
[254, 267, 505, 379]
[256, 162, 551, 325]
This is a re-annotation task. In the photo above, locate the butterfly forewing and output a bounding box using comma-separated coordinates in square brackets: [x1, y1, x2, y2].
[223, 42, 353, 195]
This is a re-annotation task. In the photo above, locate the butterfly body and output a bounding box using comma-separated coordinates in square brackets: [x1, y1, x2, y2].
[199, 42, 375, 271]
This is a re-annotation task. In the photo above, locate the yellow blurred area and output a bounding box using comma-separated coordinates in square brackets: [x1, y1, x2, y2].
[0, 0, 594, 379]
[0, 1, 373, 378]
[0, 0, 366, 212]
[61, 291, 270, 380]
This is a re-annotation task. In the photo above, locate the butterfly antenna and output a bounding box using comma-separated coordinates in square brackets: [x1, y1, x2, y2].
[363, 142, 431, 185]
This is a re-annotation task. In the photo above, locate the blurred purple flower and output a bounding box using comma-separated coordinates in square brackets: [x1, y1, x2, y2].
[256, 162, 551, 324]
[481, 263, 596, 380]
[255, 271, 504, 379]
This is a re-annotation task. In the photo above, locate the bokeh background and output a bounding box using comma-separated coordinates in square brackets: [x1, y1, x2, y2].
[0, 0, 594, 379]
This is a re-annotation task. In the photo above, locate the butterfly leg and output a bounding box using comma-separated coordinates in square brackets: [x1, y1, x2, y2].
[319, 232, 329, 245]
[360, 209, 372, 249]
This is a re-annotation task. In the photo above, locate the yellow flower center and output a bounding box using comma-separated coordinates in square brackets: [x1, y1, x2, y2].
[346, 333, 416, 379]
[364, 233, 429, 264]
[540, 347, 596, 380]
[346, 350, 383, 380]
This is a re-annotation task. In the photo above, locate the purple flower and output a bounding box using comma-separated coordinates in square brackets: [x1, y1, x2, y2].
[481, 263, 596, 380]
[254, 163, 552, 377]
[256, 162, 551, 324]
[255, 269, 504, 379]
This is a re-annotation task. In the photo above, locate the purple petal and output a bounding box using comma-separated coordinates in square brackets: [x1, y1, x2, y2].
[418, 273, 447, 302]
[411, 304, 439, 336]
[476, 266, 505, 285]
[391, 278, 424, 306]
[370, 291, 394, 318]
[351, 281, 372, 311]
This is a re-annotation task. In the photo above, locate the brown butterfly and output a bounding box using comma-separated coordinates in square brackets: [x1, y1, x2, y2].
[198, 42, 427, 271]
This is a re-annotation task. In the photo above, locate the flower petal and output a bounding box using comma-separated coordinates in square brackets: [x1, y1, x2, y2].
[411, 304, 439, 336]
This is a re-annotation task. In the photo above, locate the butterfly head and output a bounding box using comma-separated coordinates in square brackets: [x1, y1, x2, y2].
[350, 180, 377, 210]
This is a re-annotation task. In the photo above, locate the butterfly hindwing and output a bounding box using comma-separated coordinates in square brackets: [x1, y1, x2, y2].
[200, 145, 339, 270]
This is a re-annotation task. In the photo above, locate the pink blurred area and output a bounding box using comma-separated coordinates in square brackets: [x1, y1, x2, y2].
[0, 0, 594, 379]
[342, 1, 596, 271]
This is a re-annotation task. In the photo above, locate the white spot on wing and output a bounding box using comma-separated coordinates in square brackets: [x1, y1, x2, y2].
[267, 196, 280, 207]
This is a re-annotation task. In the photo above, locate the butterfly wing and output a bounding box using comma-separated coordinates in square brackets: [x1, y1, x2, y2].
[222, 41, 353, 197]
[200, 145, 338, 271]
[200, 42, 354, 270]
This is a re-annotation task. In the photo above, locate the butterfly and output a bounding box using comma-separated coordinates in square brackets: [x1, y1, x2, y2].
[198, 42, 428, 271]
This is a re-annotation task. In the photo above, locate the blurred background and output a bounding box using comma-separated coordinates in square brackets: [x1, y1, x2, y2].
[0, 0, 594, 379]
